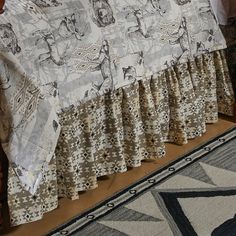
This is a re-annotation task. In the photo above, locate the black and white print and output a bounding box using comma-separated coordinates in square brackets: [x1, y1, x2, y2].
[0, 23, 21, 55]
[90, 0, 115, 27]
[32, 0, 62, 8]
[0, 0, 233, 217]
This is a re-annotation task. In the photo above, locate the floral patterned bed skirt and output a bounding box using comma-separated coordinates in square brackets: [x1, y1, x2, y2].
[7, 50, 235, 226]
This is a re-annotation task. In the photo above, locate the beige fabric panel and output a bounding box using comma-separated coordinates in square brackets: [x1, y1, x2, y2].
[7, 50, 235, 226]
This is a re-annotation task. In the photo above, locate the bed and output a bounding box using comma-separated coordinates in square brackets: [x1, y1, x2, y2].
[0, 0, 235, 227]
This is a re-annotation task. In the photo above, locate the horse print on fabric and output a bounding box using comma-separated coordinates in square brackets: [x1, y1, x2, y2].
[127, 9, 151, 38]
[84, 40, 114, 97]
[58, 13, 85, 40]
[169, 17, 189, 56]
[34, 31, 65, 66]
[123, 66, 137, 83]
[34, 12, 86, 66]
[144, 0, 166, 16]
[174, 0, 191, 5]
[90, 0, 115, 27]
[91, 40, 114, 93]
[196, 41, 208, 53]
[196, 29, 215, 53]
[198, 6, 218, 24]
[120, 51, 144, 83]
[32, 0, 61, 8]
[0, 23, 21, 55]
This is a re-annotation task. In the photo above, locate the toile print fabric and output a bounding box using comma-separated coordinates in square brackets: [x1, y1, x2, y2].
[7, 50, 235, 226]
[0, 0, 235, 217]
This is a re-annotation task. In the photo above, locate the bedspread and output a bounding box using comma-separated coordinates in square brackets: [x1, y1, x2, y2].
[0, 0, 230, 194]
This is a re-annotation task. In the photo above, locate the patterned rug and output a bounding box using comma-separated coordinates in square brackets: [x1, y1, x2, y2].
[46, 127, 236, 236]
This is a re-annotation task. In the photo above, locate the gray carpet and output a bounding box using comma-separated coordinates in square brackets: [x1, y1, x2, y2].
[47, 127, 236, 236]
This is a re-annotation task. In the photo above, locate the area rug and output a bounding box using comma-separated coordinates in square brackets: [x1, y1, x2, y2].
[46, 127, 236, 236]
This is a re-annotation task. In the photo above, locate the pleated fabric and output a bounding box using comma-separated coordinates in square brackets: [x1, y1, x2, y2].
[7, 50, 235, 226]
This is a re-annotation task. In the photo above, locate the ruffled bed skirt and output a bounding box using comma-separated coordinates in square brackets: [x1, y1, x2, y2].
[7, 50, 235, 226]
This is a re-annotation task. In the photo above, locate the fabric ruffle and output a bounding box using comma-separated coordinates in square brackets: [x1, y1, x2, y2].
[7, 50, 235, 226]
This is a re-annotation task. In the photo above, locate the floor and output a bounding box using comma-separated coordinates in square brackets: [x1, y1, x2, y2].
[2, 118, 236, 236]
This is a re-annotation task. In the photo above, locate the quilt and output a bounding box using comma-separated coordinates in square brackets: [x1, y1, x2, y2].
[0, 0, 228, 194]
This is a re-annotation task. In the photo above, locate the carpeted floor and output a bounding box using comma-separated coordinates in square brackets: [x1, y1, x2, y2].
[46, 127, 236, 236]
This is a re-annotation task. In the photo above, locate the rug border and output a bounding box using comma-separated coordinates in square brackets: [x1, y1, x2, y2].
[46, 126, 236, 236]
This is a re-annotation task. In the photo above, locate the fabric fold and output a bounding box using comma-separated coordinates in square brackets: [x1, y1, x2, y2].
[6, 50, 235, 226]
[0, 54, 61, 194]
